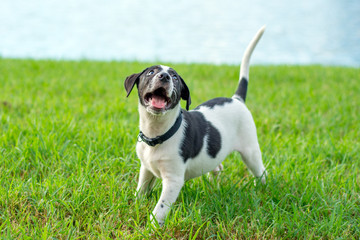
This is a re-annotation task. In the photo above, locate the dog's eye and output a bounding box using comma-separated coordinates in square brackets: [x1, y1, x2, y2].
[147, 70, 154, 76]
[172, 75, 178, 81]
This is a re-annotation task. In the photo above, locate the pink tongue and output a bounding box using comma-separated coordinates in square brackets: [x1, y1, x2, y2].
[151, 96, 166, 109]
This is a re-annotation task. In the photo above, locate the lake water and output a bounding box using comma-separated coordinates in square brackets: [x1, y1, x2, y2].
[1, 0, 359, 66]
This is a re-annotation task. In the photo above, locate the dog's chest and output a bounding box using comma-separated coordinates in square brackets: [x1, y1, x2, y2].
[136, 141, 181, 178]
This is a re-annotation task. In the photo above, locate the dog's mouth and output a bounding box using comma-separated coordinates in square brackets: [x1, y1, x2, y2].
[144, 88, 171, 111]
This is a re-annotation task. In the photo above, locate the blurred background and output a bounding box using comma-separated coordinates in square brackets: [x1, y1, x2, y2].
[1, 0, 359, 66]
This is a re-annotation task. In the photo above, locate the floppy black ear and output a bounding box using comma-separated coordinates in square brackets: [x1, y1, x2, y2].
[124, 68, 148, 97]
[180, 76, 191, 110]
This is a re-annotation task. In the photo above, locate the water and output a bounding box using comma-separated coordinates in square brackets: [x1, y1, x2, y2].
[1, 0, 359, 66]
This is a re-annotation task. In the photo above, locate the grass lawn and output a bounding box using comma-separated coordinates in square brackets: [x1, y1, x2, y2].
[0, 59, 359, 239]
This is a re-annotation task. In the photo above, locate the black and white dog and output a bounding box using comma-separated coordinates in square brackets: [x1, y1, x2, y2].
[125, 26, 267, 226]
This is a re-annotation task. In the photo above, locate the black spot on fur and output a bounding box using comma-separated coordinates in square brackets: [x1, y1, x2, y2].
[161, 204, 164, 208]
[180, 110, 222, 162]
[234, 77, 248, 102]
[207, 122, 221, 158]
[194, 97, 233, 110]
[180, 111, 206, 161]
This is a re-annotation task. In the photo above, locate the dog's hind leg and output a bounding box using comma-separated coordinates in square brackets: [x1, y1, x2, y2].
[208, 163, 224, 181]
[238, 144, 267, 184]
[136, 165, 156, 198]
[211, 163, 224, 177]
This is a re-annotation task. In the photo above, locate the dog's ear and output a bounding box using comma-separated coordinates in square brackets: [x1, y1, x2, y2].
[124, 68, 148, 97]
[180, 76, 191, 110]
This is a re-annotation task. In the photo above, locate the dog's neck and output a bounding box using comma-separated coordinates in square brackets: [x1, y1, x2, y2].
[138, 104, 181, 138]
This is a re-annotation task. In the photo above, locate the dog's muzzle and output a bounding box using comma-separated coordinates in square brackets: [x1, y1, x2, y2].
[144, 87, 171, 110]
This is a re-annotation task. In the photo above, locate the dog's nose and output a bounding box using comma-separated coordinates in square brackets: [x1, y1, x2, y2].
[158, 73, 170, 82]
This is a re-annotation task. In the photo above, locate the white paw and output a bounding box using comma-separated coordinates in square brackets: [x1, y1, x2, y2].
[212, 163, 224, 176]
[150, 214, 164, 227]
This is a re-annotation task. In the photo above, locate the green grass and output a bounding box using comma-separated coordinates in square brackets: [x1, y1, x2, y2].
[0, 58, 359, 239]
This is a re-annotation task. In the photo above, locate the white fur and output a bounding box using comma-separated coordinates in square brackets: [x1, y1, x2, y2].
[238, 26, 265, 87]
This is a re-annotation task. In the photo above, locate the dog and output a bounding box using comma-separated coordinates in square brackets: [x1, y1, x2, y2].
[124, 26, 267, 226]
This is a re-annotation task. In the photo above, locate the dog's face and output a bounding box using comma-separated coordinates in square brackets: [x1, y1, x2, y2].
[125, 65, 191, 115]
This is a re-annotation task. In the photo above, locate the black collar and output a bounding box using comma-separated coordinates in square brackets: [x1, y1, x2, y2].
[138, 113, 183, 147]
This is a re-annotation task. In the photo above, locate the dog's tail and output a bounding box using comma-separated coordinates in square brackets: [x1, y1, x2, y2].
[233, 26, 265, 102]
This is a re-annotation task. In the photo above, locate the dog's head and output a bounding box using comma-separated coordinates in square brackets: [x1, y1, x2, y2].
[125, 65, 191, 115]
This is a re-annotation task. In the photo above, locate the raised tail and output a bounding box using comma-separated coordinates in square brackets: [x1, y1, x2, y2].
[233, 26, 265, 102]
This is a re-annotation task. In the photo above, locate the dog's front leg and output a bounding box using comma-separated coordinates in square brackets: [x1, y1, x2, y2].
[151, 176, 184, 226]
[136, 165, 155, 198]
